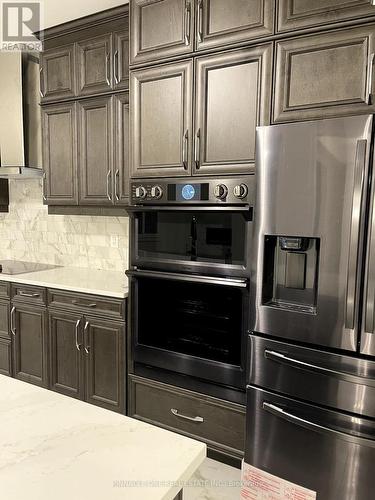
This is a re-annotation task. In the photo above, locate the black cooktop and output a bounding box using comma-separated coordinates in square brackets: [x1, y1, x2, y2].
[0, 261, 60, 275]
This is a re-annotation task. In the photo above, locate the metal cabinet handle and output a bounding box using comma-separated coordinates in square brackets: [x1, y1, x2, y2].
[197, 0, 203, 43]
[366, 53, 375, 105]
[194, 129, 201, 169]
[171, 408, 204, 423]
[345, 139, 367, 331]
[42, 172, 47, 202]
[105, 52, 111, 87]
[114, 50, 119, 85]
[184, 1, 191, 46]
[115, 169, 120, 201]
[84, 321, 90, 355]
[19, 291, 40, 298]
[71, 300, 97, 308]
[182, 129, 189, 170]
[263, 402, 375, 448]
[39, 67, 45, 98]
[10, 306, 16, 336]
[75, 319, 81, 352]
[106, 170, 112, 201]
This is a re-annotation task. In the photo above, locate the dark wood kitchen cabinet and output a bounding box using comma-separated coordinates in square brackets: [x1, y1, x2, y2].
[114, 29, 130, 91]
[0, 284, 11, 376]
[0, 338, 12, 376]
[130, 60, 193, 178]
[273, 25, 375, 123]
[277, 0, 375, 33]
[40, 44, 76, 102]
[114, 93, 130, 203]
[41, 102, 79, 205]
[76, 34, 113, 96]
[193, 44, 272, 175]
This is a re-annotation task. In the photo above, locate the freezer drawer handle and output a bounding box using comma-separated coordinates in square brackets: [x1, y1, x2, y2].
[263, 402, 375, 448]
[345, 139, 367, 331]
[264, 349, 374, 385]
[171, 408, 204, 423]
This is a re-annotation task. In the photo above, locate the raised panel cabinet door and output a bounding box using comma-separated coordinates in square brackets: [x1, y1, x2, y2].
[130, 0, 194, 65]
[12, 305, 48, 388]
[41, 102, 78, 205]
[114, 30, 129, 91]
[114, 93, 130, 204]
[194, 44, 272, 175]
[131, 60, 193, 178]
[277, 0, 375, 33]
[0, 338, 12, 376]
[83, 317, 125, 413]
[40, 45, 76, 102]
[0, 301, 9, 338]
[196, 0, 274, 51]
[78, 96, 114, 205]
[49, 311, 83, 399]
[76, 34, 113, 96]
[273, 26, 375, 123]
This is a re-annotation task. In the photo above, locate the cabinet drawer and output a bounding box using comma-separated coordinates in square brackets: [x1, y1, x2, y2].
[11, 284, 46, 305]
[0, 337, 12, 376]
[0, 281, 10, 299]
[48, 289, 125, 320]
[130, 375, 245, 457]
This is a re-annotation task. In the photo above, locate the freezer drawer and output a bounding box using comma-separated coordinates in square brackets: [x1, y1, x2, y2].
[246, 386, 375, 500]
[248, 335, 375, 418]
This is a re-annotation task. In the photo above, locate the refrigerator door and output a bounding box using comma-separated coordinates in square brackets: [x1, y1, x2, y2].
[252, 115, 373, 351]
[245, 385, 375, 500]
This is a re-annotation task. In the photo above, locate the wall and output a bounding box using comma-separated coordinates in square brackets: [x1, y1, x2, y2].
[0, 180, 129, 272]
[43, 0, 129, 29]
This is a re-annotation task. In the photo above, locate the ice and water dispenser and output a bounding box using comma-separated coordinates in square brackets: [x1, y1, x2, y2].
[262, 236, 320, 314]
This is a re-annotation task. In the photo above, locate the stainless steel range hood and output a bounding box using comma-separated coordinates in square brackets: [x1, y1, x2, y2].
[0, 52, 42, 179]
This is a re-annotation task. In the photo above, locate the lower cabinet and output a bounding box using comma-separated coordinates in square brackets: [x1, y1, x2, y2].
[0, 337, 12, 376]
[11, 303, 48, 388]
[49, 310, 125, 413]
[129, 375, 245, 460]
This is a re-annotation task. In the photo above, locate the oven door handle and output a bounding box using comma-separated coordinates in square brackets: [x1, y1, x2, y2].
[126, 269, 248, 288]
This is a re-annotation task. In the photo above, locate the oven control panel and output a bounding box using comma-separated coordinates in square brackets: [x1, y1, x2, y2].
[130, 177, 255, 205]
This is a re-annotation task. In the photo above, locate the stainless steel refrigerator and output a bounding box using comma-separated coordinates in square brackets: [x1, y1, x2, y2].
[245, 115, 375, 500]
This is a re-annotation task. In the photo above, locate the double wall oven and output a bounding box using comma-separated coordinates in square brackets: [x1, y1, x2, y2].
[127, 177, 255, 403]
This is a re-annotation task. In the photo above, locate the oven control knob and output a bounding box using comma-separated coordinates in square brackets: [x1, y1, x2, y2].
[214, 184, 228, 200]
[135, 186, 147, 199]
[233, 184, 248, 199]
[151, 185, 163, 200]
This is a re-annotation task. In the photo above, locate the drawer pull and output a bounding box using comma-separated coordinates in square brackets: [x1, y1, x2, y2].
[71, 300, 97, 308]
[10, 306, 16, 336]
[19, 291, 40, 298]
[171, 408, 204, 423]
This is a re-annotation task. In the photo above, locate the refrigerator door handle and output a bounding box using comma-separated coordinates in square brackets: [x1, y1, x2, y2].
[263, 402, 375, 448]
[345, 139, 367, 331]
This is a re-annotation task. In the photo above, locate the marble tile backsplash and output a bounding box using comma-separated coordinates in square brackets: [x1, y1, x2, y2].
[0, 180, 129, 272]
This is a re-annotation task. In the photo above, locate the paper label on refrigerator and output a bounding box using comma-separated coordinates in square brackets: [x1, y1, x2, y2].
[241, 462, 317, 500]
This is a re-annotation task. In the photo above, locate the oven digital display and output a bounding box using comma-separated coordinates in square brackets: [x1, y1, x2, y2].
[179, 184, 201, 201]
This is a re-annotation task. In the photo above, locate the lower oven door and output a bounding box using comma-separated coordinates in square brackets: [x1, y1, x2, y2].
[128, 269, 248, 389]
[245, 385, 375, 500]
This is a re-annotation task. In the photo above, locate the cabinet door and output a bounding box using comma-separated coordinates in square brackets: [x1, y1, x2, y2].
[40, 45, 76, 102]
[49, 311, 83, 399]
[273, 26, 375, 123]
[131, 60, 193, 178]
[277, 0, 375, 33]
[114, 93, 130, 204]
[76, 34, 113, 96]
[194, 45, 272, 175]
[130, 0, 194, 65]
[12, 305, 48, 387]
[0, 338, 12, 376]
[78, 96, 114, 205]
[114, 30, 129, 91]
[41, 102, 78, 205]
[197, 0, 274, 51]
[84, 317, 125, 413]
[0, 301, 9, 338]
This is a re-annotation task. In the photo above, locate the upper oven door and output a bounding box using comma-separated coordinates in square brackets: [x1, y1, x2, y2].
[130, 207, 252, 277]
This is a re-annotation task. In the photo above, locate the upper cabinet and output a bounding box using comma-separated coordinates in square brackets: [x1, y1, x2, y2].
[277, 0, 375, 33]
[273, 25, 375, 123]
[76, 34, 113, 96]
[40, 45, 76, 102]
[196, 0, 274, 51]
[130, 0, 275, 66]
[114, 29, 130, 90]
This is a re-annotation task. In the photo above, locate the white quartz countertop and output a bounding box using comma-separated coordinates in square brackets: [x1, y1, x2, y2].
[0, 376, 206, 500]
[0, 266, 128, 298]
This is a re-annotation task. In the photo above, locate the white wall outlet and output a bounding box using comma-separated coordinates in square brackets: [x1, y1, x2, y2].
[110, 235, 119, 248]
